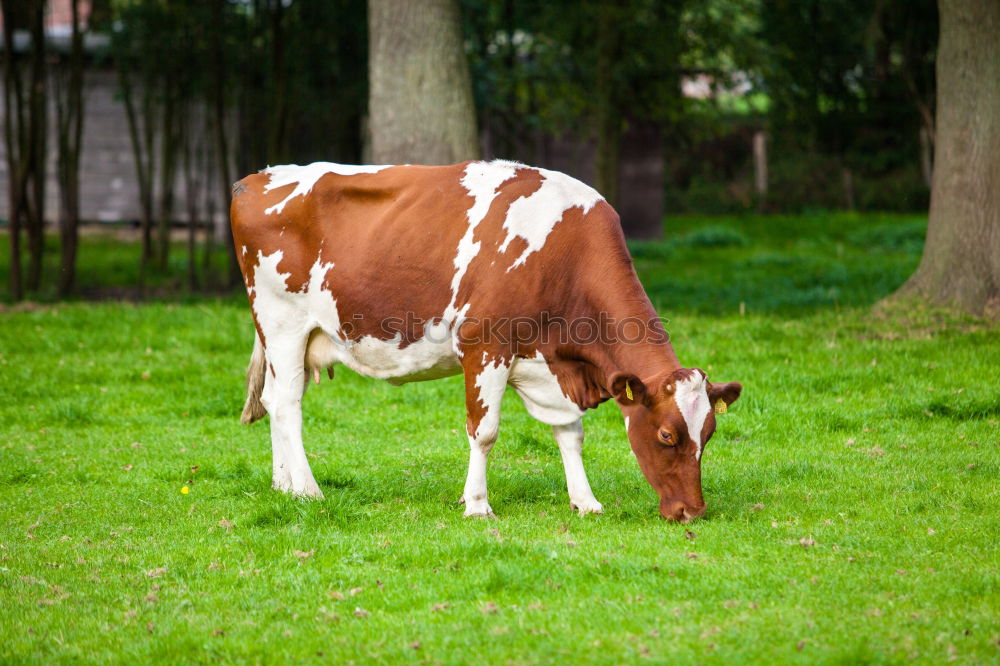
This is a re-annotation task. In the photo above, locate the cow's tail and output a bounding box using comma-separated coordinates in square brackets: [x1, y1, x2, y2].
[241, 331, 267, 425]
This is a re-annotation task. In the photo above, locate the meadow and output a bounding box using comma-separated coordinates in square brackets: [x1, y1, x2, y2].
[1, 213, 998, 664]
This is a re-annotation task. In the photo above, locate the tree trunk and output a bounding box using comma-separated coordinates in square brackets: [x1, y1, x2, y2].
[25, 0, 47, 292]
[894, 0, 1000, 316]
[1, 0, 25, 301]
[181, 102, 202, 292]
[368, 0, 480, 164]
[156, 84, 179, 271]
[209, 0, 240, 288]
[56, 0, 86, 297]
[118, 70, 155, 288]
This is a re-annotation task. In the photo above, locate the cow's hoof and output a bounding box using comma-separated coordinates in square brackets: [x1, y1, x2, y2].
[290, 480, 325, 500]
[463, 499, 496, 518]
[293, 489, 325, 500]
[464, 510, 497, 520]
[571, 498, 604, 516]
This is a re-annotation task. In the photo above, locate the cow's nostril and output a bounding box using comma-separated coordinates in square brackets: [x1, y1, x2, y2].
[685, 503, 707, 520]
[661, 499, 706, 522]
[660, 499, 688, 521]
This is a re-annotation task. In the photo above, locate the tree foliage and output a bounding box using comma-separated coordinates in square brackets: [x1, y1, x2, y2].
[104, 0, 368, 290]
[463, 0, 685, 145]
[757, 0, 937, 170]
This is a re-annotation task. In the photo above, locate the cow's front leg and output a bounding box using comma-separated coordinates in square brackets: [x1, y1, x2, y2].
[554, 421, 603, 516]
[260, 335, 323, 499]
[460, 354, 511, 517]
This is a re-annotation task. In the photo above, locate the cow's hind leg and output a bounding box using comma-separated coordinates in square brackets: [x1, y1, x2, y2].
[460, 354, 510, 517]
[260, 332, 323, 499]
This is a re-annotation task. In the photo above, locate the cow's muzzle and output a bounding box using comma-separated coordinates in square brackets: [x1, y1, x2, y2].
[660, 498, 707, 523]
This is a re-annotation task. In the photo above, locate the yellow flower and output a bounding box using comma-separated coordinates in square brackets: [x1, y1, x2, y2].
[181, 486, 190, 495]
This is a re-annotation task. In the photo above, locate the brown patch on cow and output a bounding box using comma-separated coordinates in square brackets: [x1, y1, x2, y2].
[465, 390, 486, 439]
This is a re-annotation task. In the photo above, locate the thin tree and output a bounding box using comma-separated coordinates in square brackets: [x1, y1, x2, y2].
[209, 0, 240, 288]
[1, 0, 47, 300]
[894, 0, 1000, 315]
[368, 0, 480, 164]
[54, 0, 87, 297]
[114, 18, 157, 287]
[24, 0, 47, 292]
[155, 70, 180, 272]
[2, 0, 26, 301]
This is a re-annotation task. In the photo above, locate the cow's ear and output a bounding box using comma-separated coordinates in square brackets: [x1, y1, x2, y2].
[708, 381, 742, 414]
[610, 373, 647, 405]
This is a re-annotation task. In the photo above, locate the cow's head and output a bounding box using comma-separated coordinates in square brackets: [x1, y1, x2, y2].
[611, 368, 741, 522]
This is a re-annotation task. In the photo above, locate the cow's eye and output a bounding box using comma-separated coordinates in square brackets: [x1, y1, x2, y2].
[658, 429, 675, 446]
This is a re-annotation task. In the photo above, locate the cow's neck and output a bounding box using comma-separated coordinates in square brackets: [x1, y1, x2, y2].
[584, 287, 681, 385]
[547, 264, 681, 408]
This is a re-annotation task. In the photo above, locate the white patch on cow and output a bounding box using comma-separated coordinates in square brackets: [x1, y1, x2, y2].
[674, 372, 712, 460]
[499, 167, 603, 270]
[442, 161, 520, 347]
[507, 353, 583, 426]
[251, 250, 305, 337]
[473, 358, 509, 442]
[262, 162, 391, 215]
[338, 330, 460, 384]
[624, 416, 630, 432]
[552, 420, 603, 515]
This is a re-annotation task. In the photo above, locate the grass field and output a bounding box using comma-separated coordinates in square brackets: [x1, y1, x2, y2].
[1, 214, 998, 664]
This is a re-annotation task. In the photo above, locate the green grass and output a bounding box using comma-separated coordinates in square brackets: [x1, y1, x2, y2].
[1, 214, 999, 664]
[628, 212, 927, 314]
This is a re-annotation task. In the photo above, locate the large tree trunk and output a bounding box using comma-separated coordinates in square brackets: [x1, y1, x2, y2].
[368, 0, 480, 164]
[895, 0, 1000, 316]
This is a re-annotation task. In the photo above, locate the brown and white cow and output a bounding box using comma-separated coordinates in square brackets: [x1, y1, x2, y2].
[231, 160, 741, 521]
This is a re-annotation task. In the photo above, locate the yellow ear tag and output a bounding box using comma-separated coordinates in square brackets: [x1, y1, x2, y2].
[714, 398, 727, 414]
[625, 381, 634, 401]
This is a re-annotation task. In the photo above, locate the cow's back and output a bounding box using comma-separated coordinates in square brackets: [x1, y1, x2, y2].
[231, 160, 623, 358]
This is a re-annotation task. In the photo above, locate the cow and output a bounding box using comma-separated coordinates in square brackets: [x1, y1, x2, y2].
[230, 160, 742, 522]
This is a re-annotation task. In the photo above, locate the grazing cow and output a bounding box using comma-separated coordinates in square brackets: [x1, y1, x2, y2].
[231, 160, 741, 521]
